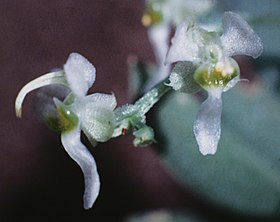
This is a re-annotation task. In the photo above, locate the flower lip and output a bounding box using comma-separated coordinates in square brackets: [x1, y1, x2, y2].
[193, 88, 223, 155]
[61, 127, 100, 209]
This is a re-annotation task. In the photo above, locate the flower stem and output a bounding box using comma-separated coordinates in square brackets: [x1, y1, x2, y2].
[134, 78, 171, 116]
[113, 78, 171, 138]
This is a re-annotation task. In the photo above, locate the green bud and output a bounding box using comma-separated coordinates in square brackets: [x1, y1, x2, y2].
[133, 126, 156, 147]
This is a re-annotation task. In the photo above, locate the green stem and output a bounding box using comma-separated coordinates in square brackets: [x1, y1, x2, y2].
[113, 79, 171, 138]
[134, 78, 171, 116]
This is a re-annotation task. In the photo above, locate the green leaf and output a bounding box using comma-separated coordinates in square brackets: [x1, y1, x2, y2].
[154, 84, 280, 217]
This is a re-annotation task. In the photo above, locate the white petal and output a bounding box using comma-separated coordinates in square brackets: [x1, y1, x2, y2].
[221, 11, 263, 58]
[73, 93, 117, 143]
[15, 71, 66, 118]
[61, 128, 100, 209]
[64, 53, 96, 96]
[193, 89, 223, 155]
[165, 20, 201, 64]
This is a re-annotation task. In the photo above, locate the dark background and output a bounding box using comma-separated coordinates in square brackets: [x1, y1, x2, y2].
[0, 1, 209, 221]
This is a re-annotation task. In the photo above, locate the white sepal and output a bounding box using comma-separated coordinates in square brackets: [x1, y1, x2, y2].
[165, 20, 201, 64]
[61, 127, 100, 209]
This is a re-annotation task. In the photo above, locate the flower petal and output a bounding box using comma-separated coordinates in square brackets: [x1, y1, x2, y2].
[64, 53, 96, 96]
[75, 93, 117, 143]
[221, 11, 263, 59]
[61, 128, 100, 209]
[193, 89, 223, 155]
[15, 70, 66, 118]
[165, 20, 201, 64]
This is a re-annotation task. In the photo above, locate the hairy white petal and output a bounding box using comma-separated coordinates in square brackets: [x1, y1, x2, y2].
[15, 71, 66, 118]
[64, 53, 96, 96]
[221, 11, 263, 58]
[61, 128, 100, 209]
[165, 20, 200, 64]
[193, 89, 223, 155]
[73, 93, 117, 143]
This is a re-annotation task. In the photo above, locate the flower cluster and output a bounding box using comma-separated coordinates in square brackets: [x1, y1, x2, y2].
[165, 11, 263, 155]
[141, 0, 216, 89]
[14, 10, 263, 210]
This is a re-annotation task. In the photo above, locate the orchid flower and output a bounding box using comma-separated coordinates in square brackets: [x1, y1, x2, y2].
[141, 0, 216, 89]
[15, 53, 117, 209]
[165, 11, 263, 155]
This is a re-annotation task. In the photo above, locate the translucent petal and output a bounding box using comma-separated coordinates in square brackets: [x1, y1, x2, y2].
[15, 71, 66, 118]
[193, 89, 223, 155]
[64, 53, 96, 96]
[61, 128, 100, 209]
[165, 20, 201, 64]
[221, 11, 263, 58]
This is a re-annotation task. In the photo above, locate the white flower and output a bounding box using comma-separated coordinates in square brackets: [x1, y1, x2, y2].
[15, 53, 117, 209]
[142, 0, 216, 88]
[165, 12, 263, 155]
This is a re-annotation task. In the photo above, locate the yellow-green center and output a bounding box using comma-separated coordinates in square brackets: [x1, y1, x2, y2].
[56, 105, 79, 133]
[194, 58, 240, 89]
